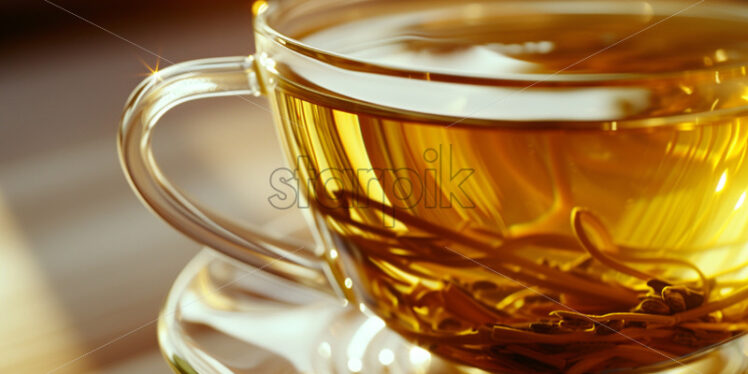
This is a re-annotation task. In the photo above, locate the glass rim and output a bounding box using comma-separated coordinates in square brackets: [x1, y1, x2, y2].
[254, 0, 748, 85]
[252, 0, 748, 127]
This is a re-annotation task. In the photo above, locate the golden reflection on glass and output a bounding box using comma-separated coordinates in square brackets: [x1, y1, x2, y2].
[715, 48, 728, 63]
[717, 170, 728, 192]
[735, 192, 746, 211]
[137, 56, 163, 80]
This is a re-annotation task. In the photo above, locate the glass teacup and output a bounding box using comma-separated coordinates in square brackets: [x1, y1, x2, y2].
[120, 0, 748, 372]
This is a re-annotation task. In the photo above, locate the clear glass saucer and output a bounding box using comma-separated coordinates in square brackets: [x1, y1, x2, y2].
[158, 248, 483, 374]
[159, 249, 748, 374]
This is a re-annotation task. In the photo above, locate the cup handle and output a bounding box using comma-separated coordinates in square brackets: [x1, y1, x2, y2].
[118, 56, 333, 294]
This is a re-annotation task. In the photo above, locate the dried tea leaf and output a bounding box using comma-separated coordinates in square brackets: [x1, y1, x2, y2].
[634, 298, 671, 315]
[662, 286, 704, 310]
[595, 319, 624, 335]
[647, 279, 672, 294]
[663, 290, 686, 313]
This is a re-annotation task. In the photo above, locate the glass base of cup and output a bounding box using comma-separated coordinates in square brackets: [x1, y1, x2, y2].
[158, 248, 748, 374]
[158, 248, 483, 374]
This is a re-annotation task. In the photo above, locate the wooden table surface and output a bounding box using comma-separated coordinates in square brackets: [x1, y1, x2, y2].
[1, 2, 294, 372]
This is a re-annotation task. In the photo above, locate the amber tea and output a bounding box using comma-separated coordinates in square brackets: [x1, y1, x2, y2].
[262, 1, 748, 372]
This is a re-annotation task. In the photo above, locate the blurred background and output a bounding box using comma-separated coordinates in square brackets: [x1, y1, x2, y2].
[0, 1, 296, 372]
